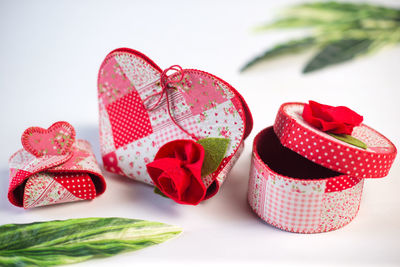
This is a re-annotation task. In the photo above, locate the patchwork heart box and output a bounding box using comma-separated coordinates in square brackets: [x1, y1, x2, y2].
[8, 122, 106, 208]
[98, 48, 253, 204]
[248, 102, 397, 233]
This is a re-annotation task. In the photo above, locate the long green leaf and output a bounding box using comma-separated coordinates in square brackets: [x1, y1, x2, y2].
[241, 37, 316, 72]
[303, 38, 373, 73]
[255, 17, 339, 31]
[257, 2, 400, 31]
[0, 218, 182, 266]
[243, 2, 400, 74]
[294, 2, 400, 20]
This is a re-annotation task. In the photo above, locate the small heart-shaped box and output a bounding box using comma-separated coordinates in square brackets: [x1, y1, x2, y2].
[248, 103, 397, 233]
[8, 122, 106, 209]
[98, 48, 252, 203]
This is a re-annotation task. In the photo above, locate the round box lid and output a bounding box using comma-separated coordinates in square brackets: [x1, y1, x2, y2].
[273, 102, 397, 178]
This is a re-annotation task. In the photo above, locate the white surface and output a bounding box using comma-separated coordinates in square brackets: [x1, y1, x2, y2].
[1, 0, 400, 266]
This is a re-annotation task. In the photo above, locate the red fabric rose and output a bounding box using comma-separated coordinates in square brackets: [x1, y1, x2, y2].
[146, 140, 206, 205]
[302, 100, 363, 135]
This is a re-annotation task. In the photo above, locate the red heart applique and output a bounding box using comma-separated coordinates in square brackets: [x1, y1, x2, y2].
[21, 121, 76, 157]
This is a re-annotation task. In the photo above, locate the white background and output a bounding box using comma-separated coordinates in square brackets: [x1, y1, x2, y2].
[1, 0, 400, 266]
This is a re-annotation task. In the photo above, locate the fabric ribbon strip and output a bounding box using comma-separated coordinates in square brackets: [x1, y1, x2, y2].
[143, 65, 199, 141]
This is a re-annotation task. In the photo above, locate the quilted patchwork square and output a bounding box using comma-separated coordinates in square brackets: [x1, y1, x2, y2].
[106, 91, 153, 148]
[176, 72, 232, 116]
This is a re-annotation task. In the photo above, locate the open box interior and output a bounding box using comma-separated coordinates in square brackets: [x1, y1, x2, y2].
[256, 127, 342, 179]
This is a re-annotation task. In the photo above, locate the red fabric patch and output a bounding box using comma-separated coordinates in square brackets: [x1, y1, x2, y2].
[54, 173, 96, 199]
[106, 91, 153, 148]
[325, 176, 362, 193]
[146, 140, 206, 205]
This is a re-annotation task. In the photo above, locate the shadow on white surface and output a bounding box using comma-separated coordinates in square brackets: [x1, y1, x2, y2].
[107, 171, 183, 216]
[75, 124, 102, 159]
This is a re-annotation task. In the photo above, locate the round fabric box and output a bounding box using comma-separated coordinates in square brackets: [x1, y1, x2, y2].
[248, 102, 397, 233]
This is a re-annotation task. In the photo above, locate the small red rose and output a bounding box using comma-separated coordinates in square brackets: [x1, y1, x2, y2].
[302, 100, 363, 135]
[146, 140, 206, 205]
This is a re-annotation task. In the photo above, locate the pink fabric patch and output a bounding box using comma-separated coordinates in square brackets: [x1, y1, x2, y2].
[177, 72, 229, 115]
[98, 57, 135, 106]
[53, 146, 90, 170]
[106, 91, 153, 149]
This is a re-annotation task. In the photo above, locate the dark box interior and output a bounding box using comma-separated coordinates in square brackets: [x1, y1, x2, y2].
[256, 127, 341, 179]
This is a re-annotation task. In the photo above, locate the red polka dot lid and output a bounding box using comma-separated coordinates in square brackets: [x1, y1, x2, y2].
[273, 102, 397, 178]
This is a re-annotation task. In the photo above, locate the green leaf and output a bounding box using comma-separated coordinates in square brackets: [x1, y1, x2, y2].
[328, 133, 367, 149]
[292, 2, 400, 21]
[197, 138, 230, 176]
[240, 37, 316, 72]
[303, 39, 373, 73]
[256, 2, 400, 31]
[154, 187, 168, 198]
[0, 218, 182, 266]
[242, 2, 400, 74]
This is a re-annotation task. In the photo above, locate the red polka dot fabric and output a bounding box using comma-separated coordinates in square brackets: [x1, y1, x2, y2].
[106, 91, 153, 149]
[54, 173, 96, 199]
[325, 176, 362, 193]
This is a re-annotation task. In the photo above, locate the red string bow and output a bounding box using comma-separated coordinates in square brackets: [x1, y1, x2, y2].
[143, 65, 199, 140]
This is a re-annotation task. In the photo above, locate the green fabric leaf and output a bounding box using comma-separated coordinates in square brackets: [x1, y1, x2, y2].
[240, 37, 316, 72]
[0, 218, 182, 266]
[303, 39, 373, 73]
[328, 133, 367, 149]
[154, 187, 168, 198]
[197, 138, 230, 177]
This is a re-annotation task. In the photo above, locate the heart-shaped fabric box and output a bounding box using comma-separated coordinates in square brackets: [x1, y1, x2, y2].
[248, 103, 397, 233]
[8, 122, 106, 208]
[98, 48, 252, 200]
